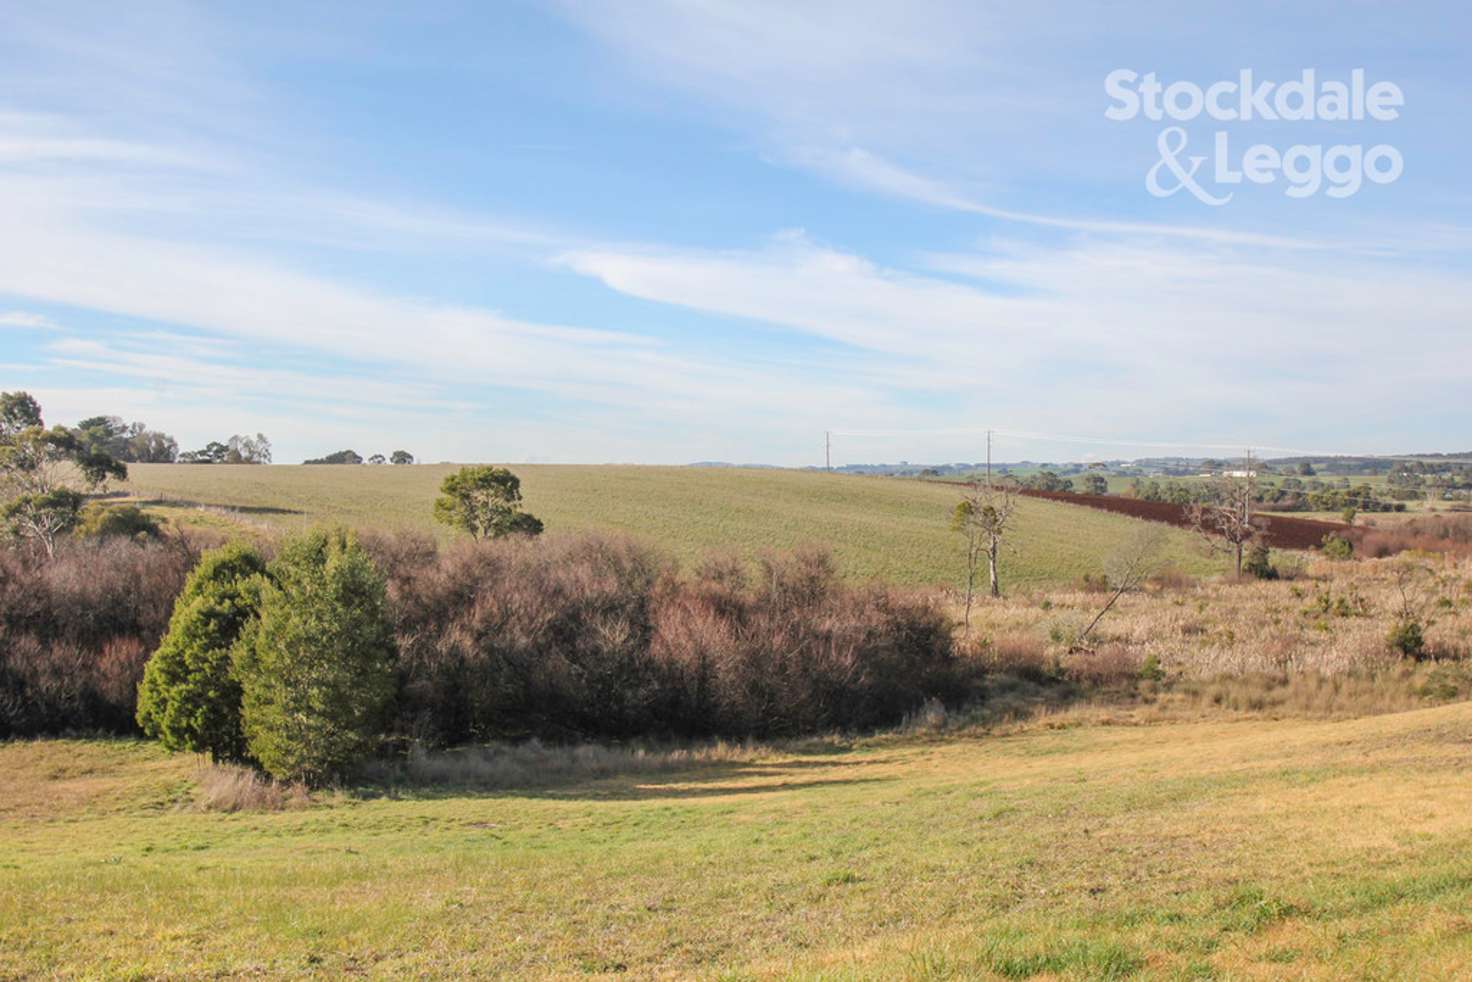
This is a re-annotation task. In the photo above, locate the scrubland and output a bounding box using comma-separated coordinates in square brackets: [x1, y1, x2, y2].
[7, 466, 1472, 978]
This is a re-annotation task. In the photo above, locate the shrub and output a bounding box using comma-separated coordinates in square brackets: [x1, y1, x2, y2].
[1321, 534, 1354, 561]
[75, 503, 162, 541]
[236, 528, 396, 783]
[0, 537, 194, 736]
[135, 543, 267, 761]
[387, 534, 960, 743]
[971, 632, 1054, 682]
[1387, 619, 1427, 660]
[389, 533, 676, 744]
[1062, 644, 1143, 686]
[1244, 541, 1279, 580]
[652, 548, 961, 736]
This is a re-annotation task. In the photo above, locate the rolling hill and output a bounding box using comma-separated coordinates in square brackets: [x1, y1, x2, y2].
[120, 464, 1229, 588]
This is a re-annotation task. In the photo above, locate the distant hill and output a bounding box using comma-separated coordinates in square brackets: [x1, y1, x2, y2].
[122, 463, 1228, 588]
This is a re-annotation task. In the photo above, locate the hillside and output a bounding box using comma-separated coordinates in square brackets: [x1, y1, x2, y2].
[7, 703, 1472, 976]
[121, 464, 1228, 587]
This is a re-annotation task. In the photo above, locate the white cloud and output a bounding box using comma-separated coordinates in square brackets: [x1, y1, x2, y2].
[559, 230, 1472, 455]
[791, 147, 1338, 250]
[0, 309, 58, 330]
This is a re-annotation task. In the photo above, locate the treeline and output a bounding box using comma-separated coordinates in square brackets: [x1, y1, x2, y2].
[304, 449, 414, 465]
[0, 530, 962, 781]
[73, 415, 178, 463]
[68, 413, 272, 465]
[179, 433, 271, 464]
[1127, 477, 1408, 513]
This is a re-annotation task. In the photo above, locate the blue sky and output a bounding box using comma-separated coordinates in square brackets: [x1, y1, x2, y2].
[1, 1, 1469, 465]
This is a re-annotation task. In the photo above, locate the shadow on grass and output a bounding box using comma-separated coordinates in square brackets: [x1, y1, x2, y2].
[346, 750, 903, 805]
[363, 773, 894, 804]
[133, 496, 305, 516]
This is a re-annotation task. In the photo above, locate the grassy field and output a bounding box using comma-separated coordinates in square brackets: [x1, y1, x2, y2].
[120, 464, 1227, 588]
[7, 704, 1472, 978]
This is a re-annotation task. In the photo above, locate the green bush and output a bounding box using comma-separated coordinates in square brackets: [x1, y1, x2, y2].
[76, 503, 162, 541]
[135, 543, 267, 761]
[1387, 619, 1427, 660]
[1244, 541, 1279, 580]
[236, 528, 395, 783]
[1321, 534, 1354, 561]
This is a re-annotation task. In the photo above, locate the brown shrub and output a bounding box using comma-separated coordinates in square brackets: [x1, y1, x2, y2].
[388, 533, 676, 743]
[388, 534, 960, 743]
[1147, 566, 1200, 592]
[1354, 515, 1472, 559]
[651, 548, 961, 736]
[1061, 644, 1143, 687]
[0, 537, 196, 736]
[965, 632, 1054, 682]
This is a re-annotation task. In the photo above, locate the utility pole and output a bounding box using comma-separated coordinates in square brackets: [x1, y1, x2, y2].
[986, 429, 992, 487]
[1244, 447, 1254, 525]
[825, 431, 831, 472]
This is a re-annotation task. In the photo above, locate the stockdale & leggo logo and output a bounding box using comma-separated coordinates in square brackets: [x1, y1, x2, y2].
[1104, 69, 1404, 205]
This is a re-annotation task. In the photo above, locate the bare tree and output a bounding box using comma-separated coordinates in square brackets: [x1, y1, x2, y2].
[1187, 456, 1263, 577]
[950, 498, 984, 634]
[953, 480, 1018, 604]
[1074, 526, 1166, 649]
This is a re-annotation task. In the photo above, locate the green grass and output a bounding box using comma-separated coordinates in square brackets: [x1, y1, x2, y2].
[7, 704, 1472, 977]
[121, 464, 1225, 587]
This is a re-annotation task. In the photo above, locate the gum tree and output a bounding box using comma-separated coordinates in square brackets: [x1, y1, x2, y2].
[0, 392, 127, 557]
[433, 465, 544, 540]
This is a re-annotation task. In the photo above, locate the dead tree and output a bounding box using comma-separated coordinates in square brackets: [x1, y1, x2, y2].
[1188, 460, 1263, 577]
[953, 480, 1018, 602]
[1074, 526, 1166, 650]
[950, 498, 984, 635]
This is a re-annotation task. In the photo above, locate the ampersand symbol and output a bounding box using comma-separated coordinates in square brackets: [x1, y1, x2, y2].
[1146, 127, 1232, 206]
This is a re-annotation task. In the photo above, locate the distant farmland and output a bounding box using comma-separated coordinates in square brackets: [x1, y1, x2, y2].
[122, 464, 1229, 588]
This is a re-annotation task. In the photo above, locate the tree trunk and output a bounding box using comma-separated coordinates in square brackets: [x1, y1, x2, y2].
[961, 543, 977, 635]
[987, 535, 1000, 598]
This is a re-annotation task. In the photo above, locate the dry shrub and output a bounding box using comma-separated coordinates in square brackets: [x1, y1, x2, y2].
[1148, 566, 1200, 592]
[1355, 515, 1472, 559]
[650, 548, 961, 737]
[1072, 573, 1113, 594]
[965, 632, 1054, 682]
[0, 537, 196, 736]
[389, 535, 960, 743]
[194, 761, 310, 812]
[1061, 644, 1143, 686]
[389, 533, 675, 743]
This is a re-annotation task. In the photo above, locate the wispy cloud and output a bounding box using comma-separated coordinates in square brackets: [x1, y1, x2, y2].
[0, 309, 59, 330]
[791, 147, 1337, 250]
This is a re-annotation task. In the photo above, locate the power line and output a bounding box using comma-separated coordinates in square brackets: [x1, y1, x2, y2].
[824, 425, 1472, 464]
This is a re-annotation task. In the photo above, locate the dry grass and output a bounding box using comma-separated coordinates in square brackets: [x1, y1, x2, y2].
[957, 554, 1472, 682]
[193, 762, 311, 812]
[9, 705, 1472, 977]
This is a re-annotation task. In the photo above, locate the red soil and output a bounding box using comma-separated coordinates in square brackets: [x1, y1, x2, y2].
[937, 482, 1351, 551]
